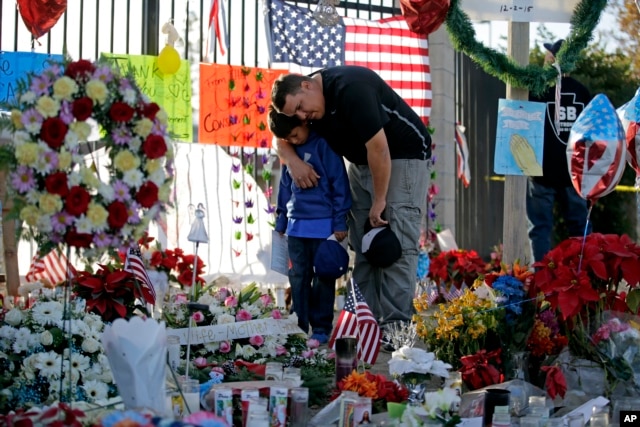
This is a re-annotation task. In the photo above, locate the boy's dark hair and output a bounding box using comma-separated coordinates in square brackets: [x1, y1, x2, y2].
[271, 74, 312, 111]
[268, 105, 303, 139]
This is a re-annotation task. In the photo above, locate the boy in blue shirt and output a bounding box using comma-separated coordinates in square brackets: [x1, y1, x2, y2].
[269, 108, 351, 344]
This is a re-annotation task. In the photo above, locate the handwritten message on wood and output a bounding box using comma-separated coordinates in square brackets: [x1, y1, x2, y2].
[101, 53, 193, 142]
[168, 318, 305, 345]
[199, 63, 287, 147]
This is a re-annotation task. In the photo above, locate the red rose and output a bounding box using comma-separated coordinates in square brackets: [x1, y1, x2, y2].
[40, 117, 68, 149]
[136, 181, 158, 208]
[65, 186, 91, 216]
[72, 97, 94, 121]
[107, 201, 129, 229]
[45, 172, 69, 197]
[177, 269, 193, 286]
[65, 60, 96, 81]
[142, 134, 167, 159]
[65, 228, 93, 248]
[140, 102, 160, 120]
[109, 101, 135, 123]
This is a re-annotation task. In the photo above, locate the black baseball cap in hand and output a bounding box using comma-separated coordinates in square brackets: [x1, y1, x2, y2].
[362, 220, 402, 268]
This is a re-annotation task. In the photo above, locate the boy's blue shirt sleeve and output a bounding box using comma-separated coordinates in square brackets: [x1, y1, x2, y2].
[275, 164, 291, 233]
[317, 136, 352, 232]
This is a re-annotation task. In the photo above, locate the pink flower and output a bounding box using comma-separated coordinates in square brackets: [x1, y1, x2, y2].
[219, 341, 231, 353]
[193, 357, 208, 368]
[211, 366, 225, 375]
[249, 335, 264, 346]
[276, 345, 288, 356]
[326, 352, 336, 360]
[192, 311, 205, 322]
[184, 411, 228, 425]
[236, 309, 252, 321]
[260, 294, 273, 306]
[302, 349, 315, 359]
[271, 309, 282, 319]
[224, 296, 238, 307]
[216, 287, 230, 301]
[306, 338, 320, 349]
[175, 294, 188, 304]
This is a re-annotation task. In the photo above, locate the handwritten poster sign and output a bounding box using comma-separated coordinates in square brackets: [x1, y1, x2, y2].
[494, 98, 545, 176]
[101, 53, 193, 142]
[199, 63, 287, 147]
[461, 0, 578, 23]
[168, 318, 305, 345]
[0, 51, 64, 107]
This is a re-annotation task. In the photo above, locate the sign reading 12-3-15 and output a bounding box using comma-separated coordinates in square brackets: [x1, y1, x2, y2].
[461, 0, 579, 23]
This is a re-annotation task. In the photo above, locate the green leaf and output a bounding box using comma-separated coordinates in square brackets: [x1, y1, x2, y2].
[626, 289, 640, 313]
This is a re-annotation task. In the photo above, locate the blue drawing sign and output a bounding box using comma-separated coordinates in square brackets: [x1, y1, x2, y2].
[494, 98, 546, 176]
[0, 51, 64, 108]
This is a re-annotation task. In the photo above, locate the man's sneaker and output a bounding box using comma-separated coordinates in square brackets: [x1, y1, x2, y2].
[310, 332, 329, 345]
[380, 334, 396, 353]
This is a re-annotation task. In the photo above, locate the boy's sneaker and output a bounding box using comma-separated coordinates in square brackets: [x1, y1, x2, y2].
[310, 332, 329, 345]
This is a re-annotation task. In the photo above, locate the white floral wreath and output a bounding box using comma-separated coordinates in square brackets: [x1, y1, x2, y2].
[4, 59, 174, 259]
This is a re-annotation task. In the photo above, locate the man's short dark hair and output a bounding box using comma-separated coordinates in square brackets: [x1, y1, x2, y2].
[268, 105, 303, 139]
[271, 74, 312, 111]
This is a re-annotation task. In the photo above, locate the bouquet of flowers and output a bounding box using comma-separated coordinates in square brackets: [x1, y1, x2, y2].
[143, 237, 206, 289]
[0, 297, 117, 412]
[388, 346, 452, 404]
[0, 58, 174, 260]
[428, 249, 486, 292]
[413, 285, 501, 371]
[399, 388, 461, 427]
[333, 370, 408, 413]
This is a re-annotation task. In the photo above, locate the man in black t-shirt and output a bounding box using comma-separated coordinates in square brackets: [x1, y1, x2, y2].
[527, 40, 592, 262]
[271, 66, 431, 345]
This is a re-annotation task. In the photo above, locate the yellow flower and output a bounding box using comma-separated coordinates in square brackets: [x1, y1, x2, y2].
[38, 193, 63, 215]
[85, 79, 108, 104]
[158, 182, 172, 203]
[58, 151, 72, 170]
[35, 96, 60, 118]
[15, 143, 41, 166]
[87, 202, 109, 228]
[70, 121, 92, 141]
[53, 76, 78, 100]
[114, 150, 140, 172]
[156, 109, 169, 126]
[80, 166, 100, 188]
[133, 118, 154, 138]
[10, 109, 23, 129]
[20, 205, 41, 226]
[145, 159, 161, 174]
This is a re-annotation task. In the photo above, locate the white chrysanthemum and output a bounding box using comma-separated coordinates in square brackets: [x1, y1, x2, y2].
[64, 129, 80, 149]
[204, 342, 220, 353]
[21, 354, 39, 380]
[75, 216, 93, 234]
[241, 344, 257, 359]
[81, 337, 100, 353]
[197, 293, 216, 307]
[122, 168, 144, 189]
[122, 87, 137, 104]
[31, 300, 64, 326]
[12, 130, 31, 146]
[98, 183, 115, 202]
[34, 350, 62, 378]
[70, 319, 91, 337]
[40, 330, 54, 346]
[4, 309, 23, 326]
[82, 380, 109, 402]
[243, 303, 262, 318]
[148, 169, 166, 187]
[67, 170, 82, 187]
[20, 91, 36, 104]
[129, 136, 142, 151]
[35, 214, 54, 234]
[217, 313, 235, 325]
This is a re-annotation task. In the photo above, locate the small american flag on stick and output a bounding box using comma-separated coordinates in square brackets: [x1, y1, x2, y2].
[124, 247, 156, 302]
[25, 249, 76, 286]
[328, 279, 381, 364]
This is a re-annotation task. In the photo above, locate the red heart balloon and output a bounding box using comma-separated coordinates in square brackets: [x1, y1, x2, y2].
[400, 0, 450, 35]
[17, 0, 67, 39]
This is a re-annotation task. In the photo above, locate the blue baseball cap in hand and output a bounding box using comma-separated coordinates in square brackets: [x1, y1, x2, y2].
[362, 221, 402, 268]
[314, 235, 349, 279]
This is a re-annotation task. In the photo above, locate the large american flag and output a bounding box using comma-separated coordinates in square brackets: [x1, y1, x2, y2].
[25, 250, 76, 285]
[124, 247, 156, 301]
[266, 0, 431, 124]
[328, 279, 381, 364]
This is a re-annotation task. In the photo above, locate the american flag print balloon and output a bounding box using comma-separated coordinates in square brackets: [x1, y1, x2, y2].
[567, 93, 626, 203]
[616, 87, 640, 175]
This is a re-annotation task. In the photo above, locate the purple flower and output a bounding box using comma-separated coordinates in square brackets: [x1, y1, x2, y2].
[112, 180, 131, 202]
[118, 77, 134, 91]
[93, 232, 113, 248]
[59, 101, 74, 124]
[229, 115, 238, 125]
[261, 154, 269, 164]
[94, 65, 115, 83]
[41, 150, 59, 172]
[264, 205, 276, 215]
[256, 88, 266, 99]
[21, 108, 44, 130]
[127, 202, 142, 224]
[233, 216, 243, 224]
[257, 105, 266, 114]
[245, 199, 254, 208]
[111, 124, 132, 145]
[30, 74, 53, 96]
[51, 211, 73, 233]
[231, 163, 241, 173]
[10, 166, 35, 193]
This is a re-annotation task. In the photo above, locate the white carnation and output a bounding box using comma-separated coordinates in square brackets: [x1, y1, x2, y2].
[81, 337, 100, 353]
[217, 314, 235, 325]
[4, 309, 23, 326]
[40, 330, 53, 346]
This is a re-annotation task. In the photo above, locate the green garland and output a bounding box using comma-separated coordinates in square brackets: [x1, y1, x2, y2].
[444, 0, 607, 96]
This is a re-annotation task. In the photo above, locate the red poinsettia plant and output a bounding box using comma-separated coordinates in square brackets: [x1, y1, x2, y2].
[429, 249, 487, 290]
[73, 263, 155, 322]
